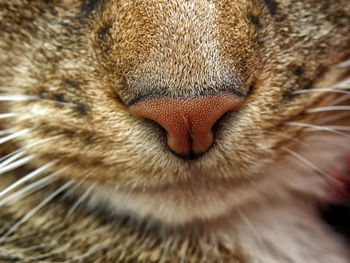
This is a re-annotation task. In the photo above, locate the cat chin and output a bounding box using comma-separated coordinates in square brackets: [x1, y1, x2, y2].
[78, 132, 350, 262]
[83, 132, 349, 227]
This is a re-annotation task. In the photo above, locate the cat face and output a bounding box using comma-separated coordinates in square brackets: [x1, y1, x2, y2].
[1, 0, 349, 192]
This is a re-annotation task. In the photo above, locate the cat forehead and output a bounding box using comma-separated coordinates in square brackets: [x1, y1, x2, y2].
[92, 0, 263, 101]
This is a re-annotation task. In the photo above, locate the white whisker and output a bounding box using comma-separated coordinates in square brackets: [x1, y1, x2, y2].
[64, 183, 97, 221]
[0, 180, 74, 241]
[285, 122, 350, 139]
[0, 150, 27, 170]
[0, 130, 11, 137]
[313, 125, 350, 131]
[62, 169, 94, 198]
[0, 169, 61, 207]
[0, 94, 77, 107]
[0, 155, 35, 175]
[333, 78, 350, 89]
[0, 160, 58, 199]
[237, 209, 263, 244]
[0, 113, 16, 119]
[338, 60, 350, 68]
[319, 112, 350, 124]
[0, 94, 39, 101]
[329, 94, 350, 106]
[307, 106, 350, 113]
[22, 134, 64, 150]
[266, 131, 308, 147]
[19, 135, 64, 154]
[0, 134, 63, 165]
[0, 129, 29, 145]
[283, 147, 328, 178]
[292, 88, 350, 95]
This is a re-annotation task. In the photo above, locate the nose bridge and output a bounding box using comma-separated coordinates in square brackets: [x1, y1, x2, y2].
[123, 0, 235, 104]
[155, 1, 223, 84]
[155, 1, 219, 62]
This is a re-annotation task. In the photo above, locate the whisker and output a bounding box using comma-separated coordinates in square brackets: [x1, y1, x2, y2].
[236, 209, 263, 244]
[0, 94, 77, 107]
[307, 106, 350, 113]
[64, 183, 97, 221]
[21, 134, 64, 150]
[0, 169, 62, 207]
[282, 147, 328, 178]
[0, 154, 35, 175]
[338, 60, 350, 68]
[313, 125, 350, 131]
[0, 180, 74, 241]
[0, 129, 29, 145]
[0, 134, 63, 165]
[329, 94, 350, 106]
[319, 112, 350, 124]
[286, 122, 350, 139]
[0, 113, 16, 119]
[292, 88, 350, 95]
[265, 131, 308, 147]
[333, 78, 350, 89]
[62, 169, 94, 198]
[0, 160, 58, 199]
[0, 150, 27, 170]
[0, 130, 11, 137]
[0, 94, 39, 101]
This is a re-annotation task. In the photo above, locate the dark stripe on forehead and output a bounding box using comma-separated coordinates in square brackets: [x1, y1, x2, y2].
[263, 0, 278, 16]
[81, 0, 104, 14]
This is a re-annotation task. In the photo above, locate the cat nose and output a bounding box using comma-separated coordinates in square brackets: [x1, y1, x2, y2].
[129, 93, 244, 158]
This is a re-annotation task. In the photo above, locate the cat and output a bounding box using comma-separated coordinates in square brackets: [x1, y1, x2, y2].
[0, 0, 349, 262]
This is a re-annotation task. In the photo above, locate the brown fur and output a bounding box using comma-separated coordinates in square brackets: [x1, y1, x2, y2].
[0, 0, 350, 262]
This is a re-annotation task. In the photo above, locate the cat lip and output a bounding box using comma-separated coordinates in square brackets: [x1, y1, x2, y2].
[168, 147, 207, 160]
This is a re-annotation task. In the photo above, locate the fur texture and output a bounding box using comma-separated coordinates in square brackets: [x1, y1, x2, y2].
[0, 0, 349, 262]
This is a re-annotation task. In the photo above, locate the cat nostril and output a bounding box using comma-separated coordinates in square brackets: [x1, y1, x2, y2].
[129, 93, 245, 158]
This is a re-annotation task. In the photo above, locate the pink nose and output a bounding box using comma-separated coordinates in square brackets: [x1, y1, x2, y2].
[129, 93, 244, 158]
